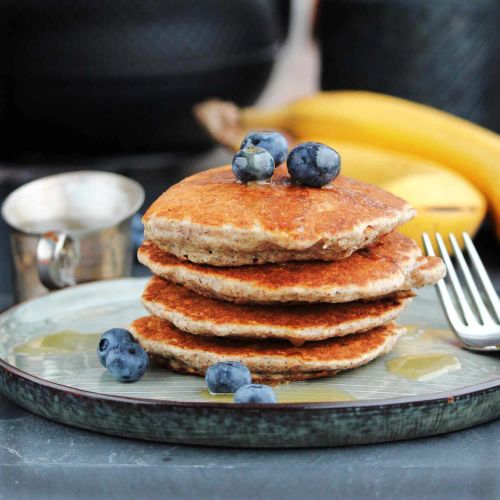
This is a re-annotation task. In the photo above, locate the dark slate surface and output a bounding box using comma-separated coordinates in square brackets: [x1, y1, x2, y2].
[0, 391, 498, 500]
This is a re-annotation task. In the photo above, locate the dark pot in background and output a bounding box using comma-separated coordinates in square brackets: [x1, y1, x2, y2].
[1, 0, 289, 161]
[316, 0, 500, 132]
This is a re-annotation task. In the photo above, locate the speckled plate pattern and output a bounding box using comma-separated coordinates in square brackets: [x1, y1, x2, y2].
[0, 278, 498, 447]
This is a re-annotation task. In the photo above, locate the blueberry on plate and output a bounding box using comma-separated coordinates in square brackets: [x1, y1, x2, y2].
[234, 384, 277, 404]
[97, 328, 136, 367]
[241, 131, 288, 166]
[287, 142, 341, 188]
[232, 147, 275, 183]
[205, 361, 252, 394]
[105, 343, 148, 382]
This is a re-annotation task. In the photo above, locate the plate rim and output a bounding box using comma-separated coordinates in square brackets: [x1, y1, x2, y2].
[1, 277, 499, 411]
[1, 357, 498, 411]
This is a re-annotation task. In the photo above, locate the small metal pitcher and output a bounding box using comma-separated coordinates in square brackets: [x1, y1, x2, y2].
[1, 171, 144, 302]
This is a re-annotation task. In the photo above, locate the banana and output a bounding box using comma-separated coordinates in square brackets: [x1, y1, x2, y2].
[302, 139, 486, 251]
[238, 91, 500, 237]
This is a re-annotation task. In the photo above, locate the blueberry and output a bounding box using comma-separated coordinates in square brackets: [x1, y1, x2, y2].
[287, 142, 341, 187]
[105, 343, 148, 382]
[234, 384, 277, 404]
[97, 328, 136, 367]
[205, 361, 252, 394]
[241, 131, 288, 166]
[232, 147, 275, 183]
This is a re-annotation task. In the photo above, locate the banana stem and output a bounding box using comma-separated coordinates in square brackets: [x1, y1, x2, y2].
[240, 107, 290, 131]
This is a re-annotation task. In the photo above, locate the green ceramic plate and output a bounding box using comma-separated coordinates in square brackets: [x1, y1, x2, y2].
[0, 278, 498, 447]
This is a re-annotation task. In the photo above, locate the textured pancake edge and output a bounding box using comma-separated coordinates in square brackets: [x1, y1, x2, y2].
[407, 256, 446, 288]
[155, 357, 341, 383]
[141, 280, 413, 342]
[145, 206, 415, 266]
[138, 249, 440, 304]
[130, 320, 405, 375]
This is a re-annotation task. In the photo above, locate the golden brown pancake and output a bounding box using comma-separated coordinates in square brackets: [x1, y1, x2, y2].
[138, 232, 445, 304]
[130, 316, 405, 383]
[142, 275, 413, 344]
[143, 165, 415, 266]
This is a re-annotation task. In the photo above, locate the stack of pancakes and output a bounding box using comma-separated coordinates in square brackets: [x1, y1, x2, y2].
[131, 165, 445, 382]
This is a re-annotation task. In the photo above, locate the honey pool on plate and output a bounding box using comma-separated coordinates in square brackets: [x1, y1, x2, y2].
[200, 385, 355, 403]
[386, 353, 461, 381]
[14, 331, 100, 355]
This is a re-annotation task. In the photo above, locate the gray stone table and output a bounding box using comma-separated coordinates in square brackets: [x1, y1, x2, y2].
[0, 392, 498, 500]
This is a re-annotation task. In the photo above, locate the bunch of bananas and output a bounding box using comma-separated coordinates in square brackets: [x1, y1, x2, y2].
[195, 91, 499, 249]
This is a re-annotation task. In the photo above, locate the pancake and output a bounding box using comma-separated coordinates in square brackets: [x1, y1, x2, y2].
[158, 358, 342, 383]
[138, 232, 445, 304]
[130, 316, 405, 383]
[143, 165, 415, 266]
[142, 275, 414, 344]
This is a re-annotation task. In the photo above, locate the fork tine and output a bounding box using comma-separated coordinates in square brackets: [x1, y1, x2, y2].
[449, 234, 494, 325]
[422, 232, 436, 257]
[422, 233, 465, 331]
[463, 233, 500, 322]
[435, 233, 479, 326]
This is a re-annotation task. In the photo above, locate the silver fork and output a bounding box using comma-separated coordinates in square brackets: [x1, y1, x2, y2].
[422, 232, 500, 352]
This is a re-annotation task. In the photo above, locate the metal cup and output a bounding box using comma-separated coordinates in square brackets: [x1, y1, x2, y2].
[1, 171, 144, 302]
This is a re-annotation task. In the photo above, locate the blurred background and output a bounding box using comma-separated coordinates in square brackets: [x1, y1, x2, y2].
[0, 0, 499, 307]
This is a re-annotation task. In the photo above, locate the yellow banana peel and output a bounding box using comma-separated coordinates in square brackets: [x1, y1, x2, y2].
[239, 91, 500, 238]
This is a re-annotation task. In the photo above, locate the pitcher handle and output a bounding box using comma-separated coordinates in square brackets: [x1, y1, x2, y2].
[36, 232, 80, 290]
